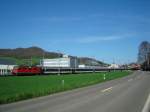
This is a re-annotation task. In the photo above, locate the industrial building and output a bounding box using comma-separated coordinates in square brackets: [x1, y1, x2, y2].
[40, 55, 78, 68]
[108, 64, 120, 69]
[0, 59, 16, 75]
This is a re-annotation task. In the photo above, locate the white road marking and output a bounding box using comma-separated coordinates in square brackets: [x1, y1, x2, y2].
[128, 79, 133, 82]
[101, 87, 113, 93]
[142, 93, 150, 112]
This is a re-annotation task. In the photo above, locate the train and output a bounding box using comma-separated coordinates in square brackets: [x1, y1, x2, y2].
[12, 66, 43, 75]
[11, 65, 134, 76]
[11, 66, 101, 75]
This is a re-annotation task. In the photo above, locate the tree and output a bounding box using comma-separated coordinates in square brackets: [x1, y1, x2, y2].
[138, 41, 150, 64]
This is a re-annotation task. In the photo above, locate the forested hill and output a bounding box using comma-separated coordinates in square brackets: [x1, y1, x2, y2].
[0, 46, 62, 59]
[0, 46, 106, 66]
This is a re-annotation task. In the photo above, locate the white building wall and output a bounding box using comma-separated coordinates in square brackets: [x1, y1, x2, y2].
[108, 64, 120, 69]
[42, 58, 70, 67]
[0, 65, 16, 75]
[78, 64, 86, 68]
[41, 57, 78, 68]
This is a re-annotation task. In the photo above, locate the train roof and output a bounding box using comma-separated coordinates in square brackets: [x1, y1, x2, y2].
[0, 58, 16, 65]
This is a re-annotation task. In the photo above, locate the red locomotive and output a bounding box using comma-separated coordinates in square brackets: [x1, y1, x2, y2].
[12, 66, 43, 75]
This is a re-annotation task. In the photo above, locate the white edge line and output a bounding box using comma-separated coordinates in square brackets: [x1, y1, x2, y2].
[142, 93, 150, 112]
[101, 87, 113, 93]
[128, 79, 133, 82]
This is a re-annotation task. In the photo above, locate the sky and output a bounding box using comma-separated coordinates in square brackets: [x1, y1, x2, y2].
[0, 0, 150, 64]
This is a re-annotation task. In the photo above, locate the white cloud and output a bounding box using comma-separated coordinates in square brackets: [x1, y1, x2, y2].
[76, 35, 130, 44]
[50, 34, 132, 44]
[34, 16, 82, 22]
[49, 16, 82, 21]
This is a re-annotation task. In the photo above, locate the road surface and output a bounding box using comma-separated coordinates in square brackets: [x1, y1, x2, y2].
[0, 71, 150, 112]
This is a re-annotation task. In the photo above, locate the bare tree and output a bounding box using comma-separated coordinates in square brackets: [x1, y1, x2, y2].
[138, 41, 150, 64]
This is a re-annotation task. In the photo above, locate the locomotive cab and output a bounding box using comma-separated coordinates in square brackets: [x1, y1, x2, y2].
[12, 66, 42, 75]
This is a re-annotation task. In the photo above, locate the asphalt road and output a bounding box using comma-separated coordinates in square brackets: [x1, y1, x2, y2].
[0, 71, 150, 112]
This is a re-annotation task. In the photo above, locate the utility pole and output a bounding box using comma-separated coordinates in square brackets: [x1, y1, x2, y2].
[57, 50, 61, 75]
[102, 59, 105, 67]
[30, 57, 32, 66]
[42, 51, 45, 72]
[74, 56, 77, 73]
[113, 58, 115, 71]
[91, 56, 94, 73]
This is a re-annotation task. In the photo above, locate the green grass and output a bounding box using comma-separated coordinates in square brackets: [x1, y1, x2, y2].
[0, 71, 132, 104]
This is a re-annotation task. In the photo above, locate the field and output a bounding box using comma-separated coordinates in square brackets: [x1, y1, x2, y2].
[0, 71, 131, 104]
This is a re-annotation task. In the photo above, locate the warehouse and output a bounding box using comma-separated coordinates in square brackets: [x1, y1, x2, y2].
[40, 55, 78, 68]
[0, 59, 16, 75]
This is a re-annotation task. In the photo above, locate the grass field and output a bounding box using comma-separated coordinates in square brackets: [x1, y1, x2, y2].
[0, 71, 132, 104]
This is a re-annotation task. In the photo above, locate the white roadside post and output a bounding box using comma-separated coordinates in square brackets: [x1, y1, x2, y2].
[62, 80, 64, 88]
[103, 74, 106, 80]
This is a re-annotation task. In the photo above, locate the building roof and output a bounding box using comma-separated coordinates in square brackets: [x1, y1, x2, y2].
[0, 59, 16, 65]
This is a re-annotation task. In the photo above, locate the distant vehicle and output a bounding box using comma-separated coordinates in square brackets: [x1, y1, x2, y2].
[130, 64, 141, 70]
[12, 66, 42, 75]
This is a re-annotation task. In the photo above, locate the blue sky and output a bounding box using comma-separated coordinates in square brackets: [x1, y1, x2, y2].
[0, 0, 150, 64]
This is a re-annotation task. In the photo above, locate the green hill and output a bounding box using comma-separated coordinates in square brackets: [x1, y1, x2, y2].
[0, 46, 107, 66]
